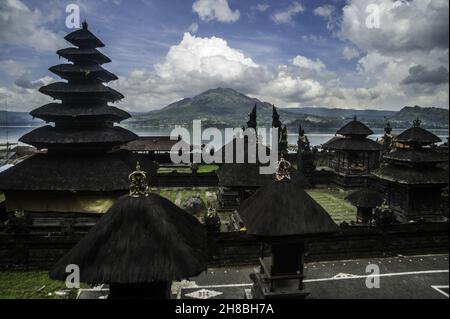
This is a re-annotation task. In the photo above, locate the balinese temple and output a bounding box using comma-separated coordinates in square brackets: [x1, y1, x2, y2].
[372, 119, 449, 222]
[322, 116, 382, 187]
[50, 164, 207, 299]
[239, 158, 339, 298]
[216, 105, 310, 211]
[0, 22, 156, 216]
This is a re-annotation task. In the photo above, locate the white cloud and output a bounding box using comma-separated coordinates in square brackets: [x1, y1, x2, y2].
[342, 47, 360, 61]
[292, 55, 326, 73]
[253, 4, 270, 13]
[192, 0, 240, 23]
[188, 22, 199, 33]
[313, 5, 339, 31]
[339, 0, 449, 108]
[271, 1, 304, 25]
[313, 5, 334, 18]
[0, 60, 26, 77]
[0, 0, 65, 52]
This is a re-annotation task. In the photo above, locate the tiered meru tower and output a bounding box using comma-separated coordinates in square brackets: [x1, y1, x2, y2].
[0, 22, 155, 214]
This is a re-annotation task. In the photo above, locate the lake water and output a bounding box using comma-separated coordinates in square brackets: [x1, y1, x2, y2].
[1, 126, 448, 149]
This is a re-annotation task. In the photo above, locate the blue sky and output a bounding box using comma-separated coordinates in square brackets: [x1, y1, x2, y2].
[0, 0, 448, 112]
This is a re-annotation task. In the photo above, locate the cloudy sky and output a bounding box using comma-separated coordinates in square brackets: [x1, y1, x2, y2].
[0, 0, 448, 112]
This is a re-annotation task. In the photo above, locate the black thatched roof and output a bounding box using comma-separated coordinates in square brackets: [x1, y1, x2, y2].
[20, 126, 137, 151]
[372, 165, 449, 185]
[395, 126, 441, 146]
[345, 189, 384, 208]
[217, 163, 311, 188]
[49, 193, 207, 285]
[217, 135, 272, 164]
[31, 103, 130, 123]
[336, 119, 373, 137]
[57, 48, 111, 64]
[239, 180, 338, 237]
[39, 82, 124, 102]
[322, 136, 382, 151]
[64, 22, 105, 48]
[49, 64, 118, 82]
[0, 150, 157, 192]
[384, 149, 448, 165]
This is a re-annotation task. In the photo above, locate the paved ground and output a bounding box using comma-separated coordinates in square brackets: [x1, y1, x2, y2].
[179, 253, 449, 299]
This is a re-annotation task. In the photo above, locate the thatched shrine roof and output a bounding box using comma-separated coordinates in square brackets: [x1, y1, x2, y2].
[395, 126, 441, 146]
[20, 126, 137, 151]
[64, 21, 105, 48]
[49, 64, 118, 82]
[31, 103, 131, 123]
[39, 82, 124, 102]
[239, 180, 338, 237]
[384, 149, 448, 165]
[345, 189, 384, 208]
[336, 118, 374, 137]
[322, 136, 382, 151]
[57, 48, 111, 64]
[238, 159, 338, 237]
[372, 165, 448, 185]
[0, 150, 157, 192]
[49, 165, 207, 285]
[216, 163, 311, 188]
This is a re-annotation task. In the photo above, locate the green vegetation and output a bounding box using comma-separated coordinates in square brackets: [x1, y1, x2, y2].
[307, 188, 356, 224]
[0, 192, 4, 203]
[151, 187, 217, 207]
[0, 271, 86, 299]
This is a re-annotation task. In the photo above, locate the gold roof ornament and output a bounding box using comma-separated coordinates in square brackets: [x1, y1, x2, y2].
[275, 157, 292, 182]
[128, 162, 148, 197]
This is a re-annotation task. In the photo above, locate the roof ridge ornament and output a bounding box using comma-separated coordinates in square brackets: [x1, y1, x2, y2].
[413, 117, 421, 127]
[275, 157, 292, 182]
[82, 20, 88, 30]
[128, 161, 149, 197]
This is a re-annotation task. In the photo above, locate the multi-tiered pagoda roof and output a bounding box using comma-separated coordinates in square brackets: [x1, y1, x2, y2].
[373, 119, 448, 185]
[0, 22, 155, 201]
[323, 117, 381, 152]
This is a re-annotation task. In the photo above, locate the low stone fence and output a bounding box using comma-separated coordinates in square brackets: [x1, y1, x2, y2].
[0, 219, 447, 270]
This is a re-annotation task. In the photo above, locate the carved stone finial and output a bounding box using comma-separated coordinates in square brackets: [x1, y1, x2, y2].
[413, 117, 421, 127]
[275, 157, 292, 182]
[128, 162, 148, 197]
[82, 20, 88, 30]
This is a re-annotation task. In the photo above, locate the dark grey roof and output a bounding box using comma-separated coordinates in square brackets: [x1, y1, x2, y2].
[31, 103, 131, 123]
[0, 150, 157, 192]
[217, 135, 272, 164]
[57, 48, 111, 64]
[49, 193, 207, 285]
[345, 189, 384, 208]
[49, 64, 117, 82]
[395, 126, 441, 145]
[372, 165, 449, 185]
[39, 82, 124, 102]
[384, 149, 448, 165]
[217, 164, 311, 188]
[64, 24, 105, 48]
[336, 119, 374, 137]
[322, 136, 382, 151]
[20, 126, 137, 151]
[239, 180, 339, 237]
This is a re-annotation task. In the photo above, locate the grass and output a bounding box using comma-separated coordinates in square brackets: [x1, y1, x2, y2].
[306, 188, 357, 224]
[0, 271, 87, 299]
